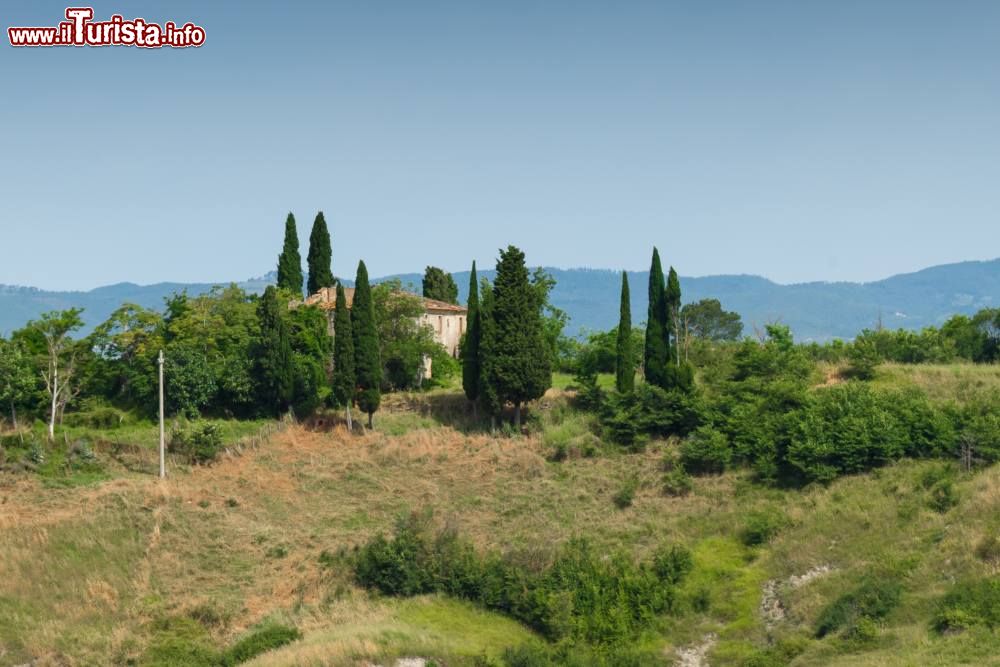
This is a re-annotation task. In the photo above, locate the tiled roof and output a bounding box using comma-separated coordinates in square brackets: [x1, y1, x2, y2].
[298, 286, 467, 315]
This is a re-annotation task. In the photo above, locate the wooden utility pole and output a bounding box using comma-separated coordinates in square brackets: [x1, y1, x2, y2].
[158, 349, 165, 479]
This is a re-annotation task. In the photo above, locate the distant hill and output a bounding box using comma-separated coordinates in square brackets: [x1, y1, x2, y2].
[2, 259, 998, 341]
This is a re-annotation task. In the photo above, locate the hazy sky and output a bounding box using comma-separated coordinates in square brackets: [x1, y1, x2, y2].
[2, 1, 998, 290]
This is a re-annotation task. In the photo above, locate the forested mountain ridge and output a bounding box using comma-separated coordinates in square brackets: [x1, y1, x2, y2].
[2, 258, 998, 340]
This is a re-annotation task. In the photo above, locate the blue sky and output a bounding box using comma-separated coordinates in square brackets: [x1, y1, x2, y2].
[2, 1, 998, 290]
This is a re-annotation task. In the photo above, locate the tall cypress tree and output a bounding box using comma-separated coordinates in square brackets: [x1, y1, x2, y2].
[306, 211, 334, 295]
[665, 266, 681, 366]
[254, 286, 294, 415]
[461, 261, 481, 406]
[615, 271, 634, 393]
[330, 282, 356, 430]
[491, 245, 551, 428]
[477, 278, 502, 430]
[351, 261, 381, 428]
[663, 266, 696, 392]
[644, 247, 669, 387]
[276, 213, 303, 294]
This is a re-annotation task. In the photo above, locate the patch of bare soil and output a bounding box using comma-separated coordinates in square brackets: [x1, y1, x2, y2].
[675, 633, 717, 667]
[760, 564, 833, 630]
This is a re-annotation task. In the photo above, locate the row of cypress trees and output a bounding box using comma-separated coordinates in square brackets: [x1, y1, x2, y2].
[614, 247, 694, 394]
[271, 213, 382, 427]
[461, 246, 552, 428]
[276, 211, 334, 296]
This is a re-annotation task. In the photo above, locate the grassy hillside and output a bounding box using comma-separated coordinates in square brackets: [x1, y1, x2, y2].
[2, 370, 999, 666]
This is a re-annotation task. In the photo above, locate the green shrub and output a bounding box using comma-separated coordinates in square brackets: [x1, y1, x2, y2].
[613, 476, 638, 508]
[933, 578, 1000, 633]
[170, 422, 224, 464]
[974, 535, 1000, 566]
[740, 509, 786, 547]
[144, 617, 219, 667]
[927, 479, 959, 513]
[680, 426, 731, 474]
[352, 512, 691, 647]
[63, 405, 127, 429]
[815, 576, 902, 638]
[223, 623, 301, 665]
[662, 468, 693, 497]
[919, 463, 957, 490]
[786, 383, 910, 483]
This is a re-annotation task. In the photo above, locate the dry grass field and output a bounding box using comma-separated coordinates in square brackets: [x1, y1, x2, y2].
[2, 378, 1000, 665]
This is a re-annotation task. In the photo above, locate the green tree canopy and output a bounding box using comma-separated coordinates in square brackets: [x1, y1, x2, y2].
[0, 337, 36, 429]
[422, 266, 459, 304]
[681, 298, 743, 342]
[276, 212, 304, 295]
[253, 286, 295, 416]
[490, 245, 552, 427]
[306, 211, 334, 295]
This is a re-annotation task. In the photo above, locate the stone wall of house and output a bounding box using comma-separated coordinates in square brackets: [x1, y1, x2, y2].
[418, 311, 466, 358]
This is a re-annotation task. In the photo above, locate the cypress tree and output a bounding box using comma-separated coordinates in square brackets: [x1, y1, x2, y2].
[615, 271, 634, 393]
[461, 261, 481, 406]
[644, 247, 669, 388]
[422, 266, 459, 304]
[491, 245, 551, 428]
[276, 213, 303, 294]
[306, 211, 334, 295]
[477, 278, 502, 430]
[663, 266, 696, 392]
[666, 266, 681, 366]
[351, 261, 381, 428]
[254, 286, 294, 415]
[330, 282, 356, 430]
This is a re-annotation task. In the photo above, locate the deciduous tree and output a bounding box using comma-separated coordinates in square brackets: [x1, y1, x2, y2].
[28, 309, 85, 440]
[253, 286, 294, 415]
[0, 338, 35, 429]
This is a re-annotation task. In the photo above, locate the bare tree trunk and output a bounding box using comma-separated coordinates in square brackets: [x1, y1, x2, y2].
[490, 414, 496, 435]
[345, 404, 353, 432]
[513, 402, 521, 429]
[10, 401, 17, 431]
[48, 365, 58, 441]
[367, 411, 373, 429]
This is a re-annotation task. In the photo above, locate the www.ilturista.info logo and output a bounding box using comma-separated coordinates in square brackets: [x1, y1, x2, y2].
[8, 7, 205, 48]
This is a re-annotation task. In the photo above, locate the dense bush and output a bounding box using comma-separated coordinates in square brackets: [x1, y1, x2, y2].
[680, 426, 732, 474]
[169, 422, 224, 464]
[612, 476, 638, 508]
[815, 576, 902, 638]
[933, 578, 1000, 633]
[353, 512, 692, 646]
[783, 383, 958, 484]
[223, 623, 301, 664]
[739, 509, 786, 547]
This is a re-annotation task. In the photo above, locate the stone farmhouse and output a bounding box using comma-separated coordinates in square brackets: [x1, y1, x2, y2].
[302, 286, 467, 376]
